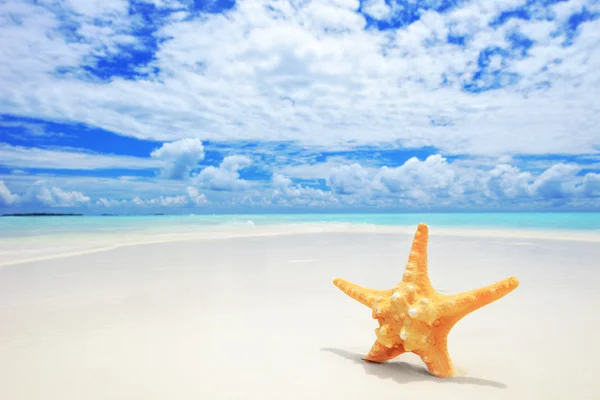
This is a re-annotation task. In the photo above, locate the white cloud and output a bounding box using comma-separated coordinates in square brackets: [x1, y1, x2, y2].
[193, 155, 253, 191]
[278, 160, 348, 180]
[2, 153, 599, 211]
[302, 1, 366, 32]
[0, 180, 19, 206]
[0, 0, 141, 86]
[0, 173, 198, 205]
[0, 119, 57, 137]
[141, 0, 187, 9]
[361, 0, 392, 20]
[0, 172, 213, 210]
[0, 0, 598, 157]
[325, 0, 360, 11]
[485, 164, 534, 198]
[140, 194, 188, 207]
[150, 138, 205, 179]
[327, 163, 370, 194]
[374, 155, 458, 201]
[552, 0, 593, 21]
[220, 155, 253, 172]
[1, 0, 599, 211]
[277, 155, 381, 181]
[64, 0, 129, 18]
[272, 173, 292, 189]
[530, 163, 581, 199]
[95, 185, 208, 208]
[581, 173, 600, 197]
[317, 155, 600, 208]
[96, 197, 128, 208]
[23, 180, 90, 207]
[186, 186, 208, 205]
[0, 144, 163, 170]
[271, 173, 338, 207]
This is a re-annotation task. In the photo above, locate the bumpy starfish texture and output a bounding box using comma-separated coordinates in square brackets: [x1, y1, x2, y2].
[333, 223, 519, 378]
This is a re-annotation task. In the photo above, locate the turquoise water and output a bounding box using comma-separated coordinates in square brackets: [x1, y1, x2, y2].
[1, 213, 599, 238]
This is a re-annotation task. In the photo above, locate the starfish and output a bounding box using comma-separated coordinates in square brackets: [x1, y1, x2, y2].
[333, 223, 519, 378]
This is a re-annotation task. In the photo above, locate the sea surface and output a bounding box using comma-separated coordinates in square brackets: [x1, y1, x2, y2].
[1, 213, 599, 239]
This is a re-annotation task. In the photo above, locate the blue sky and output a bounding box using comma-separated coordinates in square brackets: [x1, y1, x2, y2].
[0, 0, 599, 213]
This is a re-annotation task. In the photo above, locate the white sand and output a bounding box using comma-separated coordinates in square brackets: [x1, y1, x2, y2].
[1, 231, 599, 399]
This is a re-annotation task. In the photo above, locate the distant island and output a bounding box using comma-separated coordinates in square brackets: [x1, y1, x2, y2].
[2, 213, 83, 217]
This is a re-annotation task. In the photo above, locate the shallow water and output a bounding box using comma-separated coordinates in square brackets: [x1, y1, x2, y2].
[1, 212, 599, 239]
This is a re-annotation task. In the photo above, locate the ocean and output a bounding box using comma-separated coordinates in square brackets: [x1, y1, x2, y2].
[1, 212, 600, 239]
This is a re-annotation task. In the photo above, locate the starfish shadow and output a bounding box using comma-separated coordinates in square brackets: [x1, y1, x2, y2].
[321, 348, 507, 389]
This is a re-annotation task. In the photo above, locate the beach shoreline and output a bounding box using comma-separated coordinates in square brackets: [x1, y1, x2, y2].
[2, 222, 600, 268]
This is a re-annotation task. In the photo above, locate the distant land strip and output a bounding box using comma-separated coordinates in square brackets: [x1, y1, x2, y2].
[1, 213, 84, 217]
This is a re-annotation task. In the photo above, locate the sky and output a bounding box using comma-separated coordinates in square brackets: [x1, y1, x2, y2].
[0, 0, 599, 214]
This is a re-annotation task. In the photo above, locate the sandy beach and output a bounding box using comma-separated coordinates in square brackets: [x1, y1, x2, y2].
[1, 230, 599, 399]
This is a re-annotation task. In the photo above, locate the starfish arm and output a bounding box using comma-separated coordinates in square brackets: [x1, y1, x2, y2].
[333, 278, 391, 309]
[442, 276, 520, 321]
[417, 340, 456, 378]
[401, 223, 436, 296]
[363, 340, 406, 363]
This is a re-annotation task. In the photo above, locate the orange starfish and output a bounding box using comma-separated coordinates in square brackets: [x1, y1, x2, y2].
[333, 223, 519, 378]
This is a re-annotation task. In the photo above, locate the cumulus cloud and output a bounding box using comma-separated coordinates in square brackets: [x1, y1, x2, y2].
[23, 180, 90, 207]
[327, 163, 370, 195]
[271, 173, 337, 207]
[96, 186, 208, 208]
[272, 173, 292, 189]
[530, 163, 582, 199]
[3, 153, 599, 212]
[319, 155, 600, 208]
[186, 186, 208, 205]
[374, 155, 458, 201]
[581, 173, 600, 197]
[193, 155, 252, 191]
[150, 138, 205, 180]
[135, 195, 188, 207]
[0, 180, 19, 206]
[96, 197, 128, 208]
[485, 164, 534, 198]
